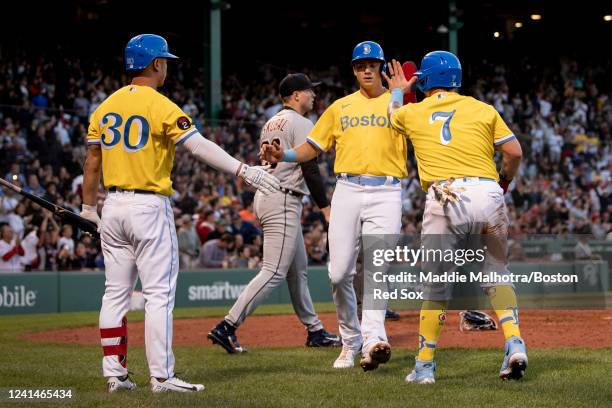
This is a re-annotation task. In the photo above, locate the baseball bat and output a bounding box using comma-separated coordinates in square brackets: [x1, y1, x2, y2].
[0, 178, 100, 237]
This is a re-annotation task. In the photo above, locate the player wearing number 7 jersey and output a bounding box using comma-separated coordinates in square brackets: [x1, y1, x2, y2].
[386, 51, 526, 384]
[81, 34, 280, 393]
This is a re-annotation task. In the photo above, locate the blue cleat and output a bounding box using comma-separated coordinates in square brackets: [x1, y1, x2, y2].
[499, 336, 528, 380]
[405, 358, 436, 384]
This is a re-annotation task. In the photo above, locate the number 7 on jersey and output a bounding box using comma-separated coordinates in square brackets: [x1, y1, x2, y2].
[429, 110, 456, 145]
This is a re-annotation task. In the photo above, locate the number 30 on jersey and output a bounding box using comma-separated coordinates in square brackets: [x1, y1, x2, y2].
[101, 112, 150, 152]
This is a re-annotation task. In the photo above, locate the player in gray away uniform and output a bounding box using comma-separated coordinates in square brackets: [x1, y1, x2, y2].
[208, 74, 340, 352]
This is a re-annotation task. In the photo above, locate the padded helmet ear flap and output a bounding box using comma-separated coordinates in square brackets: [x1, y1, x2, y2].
[459, 310, 498, 332]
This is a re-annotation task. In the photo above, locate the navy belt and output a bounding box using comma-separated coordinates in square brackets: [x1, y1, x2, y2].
[338, 174, 401, 186]
[108, 187, 155, 195]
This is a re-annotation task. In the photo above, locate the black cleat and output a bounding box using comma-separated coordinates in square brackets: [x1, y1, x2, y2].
[306, 329, 342, 347]
[207, 320, 246, 354]
[385, 309, 401, 321]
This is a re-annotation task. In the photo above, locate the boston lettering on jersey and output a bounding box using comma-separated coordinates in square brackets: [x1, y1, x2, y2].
[340, 114, 391, 130]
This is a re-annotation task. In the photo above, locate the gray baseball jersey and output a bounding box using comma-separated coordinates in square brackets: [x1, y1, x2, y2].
[260, 108, 313, 194]
[224, 108, 323, 333]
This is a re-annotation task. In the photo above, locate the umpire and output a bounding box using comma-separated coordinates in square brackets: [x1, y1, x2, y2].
[208, 74, 340, 352]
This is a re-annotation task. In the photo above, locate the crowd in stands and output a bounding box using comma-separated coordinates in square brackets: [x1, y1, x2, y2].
[0, 52, 610, 272]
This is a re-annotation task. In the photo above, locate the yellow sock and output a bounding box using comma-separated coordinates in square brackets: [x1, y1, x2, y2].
[417, 301, 446, 361]
[487, 285, 521, 340]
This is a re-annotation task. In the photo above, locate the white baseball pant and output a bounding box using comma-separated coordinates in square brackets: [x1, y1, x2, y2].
[328, 178, 402, 351]
[99, 190, 178, 379]
[421, 177, 511, 301]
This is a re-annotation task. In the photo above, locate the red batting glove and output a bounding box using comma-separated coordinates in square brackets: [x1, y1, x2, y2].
[499, 173, 512, 193]
[402, 61, 417, 104]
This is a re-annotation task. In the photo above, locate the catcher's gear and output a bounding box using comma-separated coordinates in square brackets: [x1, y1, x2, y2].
[459, 310, 498, 332]
[124, 34, 178, 71]
[237, 164, 281, 195]
[431, 178, 465, 205]
[351, 41, 386, 73]
[416, 50, 462, 92]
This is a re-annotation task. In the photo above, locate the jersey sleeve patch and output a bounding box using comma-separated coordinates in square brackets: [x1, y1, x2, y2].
[177, 116, 192, 131]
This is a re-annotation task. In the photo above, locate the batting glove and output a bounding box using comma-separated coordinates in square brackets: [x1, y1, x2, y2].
[80, 204, 102, 232]
[431, 178, 465, 205]
[237, 164, 281, 195]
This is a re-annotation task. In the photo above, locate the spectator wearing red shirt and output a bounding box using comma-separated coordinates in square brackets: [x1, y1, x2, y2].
[0, 223, 25, 272]
[195, 210, 215, 243]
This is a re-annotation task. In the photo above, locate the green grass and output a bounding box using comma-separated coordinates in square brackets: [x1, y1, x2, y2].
[1, 305, 611, 407]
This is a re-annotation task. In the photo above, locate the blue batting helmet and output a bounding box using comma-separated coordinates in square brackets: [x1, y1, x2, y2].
[351, 41, 387, 72]
[124, 34, 178, 71]
[415, 50, 462, 92]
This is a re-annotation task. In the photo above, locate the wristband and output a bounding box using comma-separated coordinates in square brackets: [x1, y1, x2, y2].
[283, 149, 297, 162]
[391, 88, 404, 105]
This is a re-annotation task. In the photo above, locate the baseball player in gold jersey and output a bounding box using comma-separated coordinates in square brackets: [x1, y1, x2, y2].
[385, 51, 526, 384]
[80, 34, 280, 393]
[262, 41, 414, 372]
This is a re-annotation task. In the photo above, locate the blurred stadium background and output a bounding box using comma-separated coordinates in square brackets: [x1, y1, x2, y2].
[0, 2, 611, 406]
[0, 0, 609, 276]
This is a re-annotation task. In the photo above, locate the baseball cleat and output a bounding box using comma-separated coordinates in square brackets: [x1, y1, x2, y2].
[499, 335, 528, 380]
[107, 375, 137, 393]
[405, 358, 436, 384]
[385, 308, 401, 321]
[360, 341, 391, 372]
[207, 320, 246, 354]
[333, 345, 361, 368]
[306, 329, 342, 347]
[150, 376, 204, 393]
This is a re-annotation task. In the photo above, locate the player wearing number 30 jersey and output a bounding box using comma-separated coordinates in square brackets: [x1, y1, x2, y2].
[87, 85, 198, 195]
[81, 34, 279, 394]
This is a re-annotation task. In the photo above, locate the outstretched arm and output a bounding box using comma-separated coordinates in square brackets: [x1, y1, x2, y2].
[383, 59, 418, 117]
[260, 140, 319, 165]
[181, 132, 280, 195]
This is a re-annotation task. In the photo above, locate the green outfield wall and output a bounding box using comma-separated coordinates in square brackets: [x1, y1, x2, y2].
[0, 262, 609, 315]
